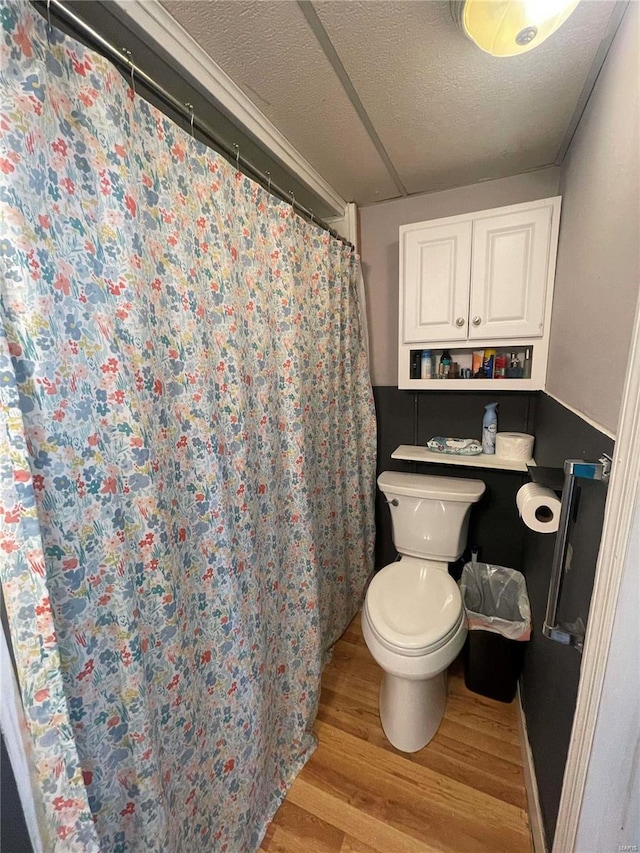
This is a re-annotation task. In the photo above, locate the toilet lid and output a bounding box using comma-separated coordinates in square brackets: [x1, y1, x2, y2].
[365, 558, 463, 655]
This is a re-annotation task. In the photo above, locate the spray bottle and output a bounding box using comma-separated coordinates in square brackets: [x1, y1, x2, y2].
[482, 402, 499, 455]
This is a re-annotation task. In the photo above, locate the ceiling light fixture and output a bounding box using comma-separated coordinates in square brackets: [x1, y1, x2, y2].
[450, 0, 581, 57]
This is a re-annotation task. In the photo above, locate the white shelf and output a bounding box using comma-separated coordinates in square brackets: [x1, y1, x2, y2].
[399, 378, 541, 391]
[391, 445, 536, 473]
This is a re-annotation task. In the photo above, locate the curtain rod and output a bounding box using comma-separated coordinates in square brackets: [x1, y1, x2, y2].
[32, 0, 354, 250]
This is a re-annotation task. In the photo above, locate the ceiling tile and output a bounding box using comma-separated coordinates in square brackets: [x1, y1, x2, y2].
[160, 0, 400, 204]
[313, 0, 616, 195]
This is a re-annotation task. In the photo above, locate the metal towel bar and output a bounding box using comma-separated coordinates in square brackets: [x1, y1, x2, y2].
[543, 455, 612, 652]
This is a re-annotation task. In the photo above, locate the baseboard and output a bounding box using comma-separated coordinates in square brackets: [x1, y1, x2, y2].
[517, 686, 548, 853]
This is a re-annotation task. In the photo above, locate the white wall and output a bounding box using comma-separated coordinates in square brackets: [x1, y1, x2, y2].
[359, 167, 561, 386]
[326, 202, 359, 250]
[547, 3, 640, 435]
[575, 492, 640, 852]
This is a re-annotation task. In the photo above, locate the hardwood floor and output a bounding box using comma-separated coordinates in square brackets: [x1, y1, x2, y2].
[261, 613, 532, 853]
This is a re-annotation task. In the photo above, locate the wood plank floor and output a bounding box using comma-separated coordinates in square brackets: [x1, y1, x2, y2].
[261, 612, 532, 853]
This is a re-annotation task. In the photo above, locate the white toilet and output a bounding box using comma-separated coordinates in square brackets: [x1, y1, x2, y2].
[362, 470, 486, 753]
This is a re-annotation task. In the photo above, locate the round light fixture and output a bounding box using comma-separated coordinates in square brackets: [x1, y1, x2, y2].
[451, 0, 581, 57]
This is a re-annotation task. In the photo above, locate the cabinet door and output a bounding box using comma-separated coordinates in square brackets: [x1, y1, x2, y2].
[401, 221, 471, 343]
[469, 206, 552, 340]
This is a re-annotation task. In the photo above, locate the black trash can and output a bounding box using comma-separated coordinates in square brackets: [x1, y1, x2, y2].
[459, 562, 531, 703]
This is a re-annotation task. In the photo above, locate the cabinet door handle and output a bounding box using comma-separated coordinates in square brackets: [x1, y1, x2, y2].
[472, 316, 482, 326]
[455, 316, 465, 327]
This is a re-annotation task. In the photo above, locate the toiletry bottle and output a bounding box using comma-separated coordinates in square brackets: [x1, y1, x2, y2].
[523, 348, 532, 379]
[420, 349, 432, 379]
[483, 348, 496, 379]
[472, 350, 485, 378]
[410, 351, 420, 379]
[494, 353, 507, 379]
[440, 349, 452, 378]
[482, 402, 499, 455]
[507, 352, 522, 378]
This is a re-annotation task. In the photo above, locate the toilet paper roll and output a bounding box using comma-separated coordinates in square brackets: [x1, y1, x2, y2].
[516, 482, 561, 534]
[496, 432, 535, 461]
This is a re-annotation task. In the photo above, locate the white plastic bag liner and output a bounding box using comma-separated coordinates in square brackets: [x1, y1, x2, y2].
[460, 562, 531, 641]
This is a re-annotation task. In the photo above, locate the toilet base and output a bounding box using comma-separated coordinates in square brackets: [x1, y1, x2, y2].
[379, 671, 447, 753]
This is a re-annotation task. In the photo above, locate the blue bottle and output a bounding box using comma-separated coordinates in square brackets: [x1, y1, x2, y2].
[482, 403, 499, 455]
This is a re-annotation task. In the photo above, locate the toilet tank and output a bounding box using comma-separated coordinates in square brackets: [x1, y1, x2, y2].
[378, 471, 486, 562]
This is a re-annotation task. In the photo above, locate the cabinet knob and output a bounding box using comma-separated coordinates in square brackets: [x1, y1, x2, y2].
[455, 316, 465, 327]
[472, 316, 482, 326]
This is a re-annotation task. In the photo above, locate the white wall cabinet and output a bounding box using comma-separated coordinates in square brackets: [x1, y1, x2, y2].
[398, 196, 561, 390]
[402, 220, 472, 343]
[469, 205, 552, 340]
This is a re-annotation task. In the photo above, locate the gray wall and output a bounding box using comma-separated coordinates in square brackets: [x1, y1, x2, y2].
[359, 167, 561, 386]
[520, 8, 639, 843]
[547, 2, 640, 435]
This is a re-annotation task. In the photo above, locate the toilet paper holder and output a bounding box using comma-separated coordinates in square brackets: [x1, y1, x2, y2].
[543, 455, 612, 652]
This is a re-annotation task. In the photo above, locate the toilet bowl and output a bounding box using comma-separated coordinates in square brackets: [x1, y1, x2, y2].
[363, 471, 485, 753]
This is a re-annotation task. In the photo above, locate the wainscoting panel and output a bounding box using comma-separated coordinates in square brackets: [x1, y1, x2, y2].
[373, 388, 536, 572]
[519, 394, 614, 844]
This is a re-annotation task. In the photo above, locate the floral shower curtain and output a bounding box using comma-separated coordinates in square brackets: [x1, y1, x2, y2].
[0, 2, 376, 850]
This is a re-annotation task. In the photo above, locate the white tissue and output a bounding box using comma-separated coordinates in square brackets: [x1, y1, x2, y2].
[496, 432, 535, 461]
[516, 482, 561, 534]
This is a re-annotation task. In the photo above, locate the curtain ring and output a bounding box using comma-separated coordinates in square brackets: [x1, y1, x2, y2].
[289, 191, 295, 211]
[233, 143, 240, 171]
[185, 103, 195, 139]
[46, 0, 52, 32]
[266, 171, 272, 192]
[309, 209, 314, 224]
[121, 48, 135, 93]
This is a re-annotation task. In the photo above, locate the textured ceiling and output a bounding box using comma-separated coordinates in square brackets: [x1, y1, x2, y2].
[160, 0, 616, 205]
[157, 0, 399, 203]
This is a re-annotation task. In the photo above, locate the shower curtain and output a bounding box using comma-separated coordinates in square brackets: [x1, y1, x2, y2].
[0, 2, 376, 850]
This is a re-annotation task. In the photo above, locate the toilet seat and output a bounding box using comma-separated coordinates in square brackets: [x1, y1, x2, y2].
[365, 558, 463, 657]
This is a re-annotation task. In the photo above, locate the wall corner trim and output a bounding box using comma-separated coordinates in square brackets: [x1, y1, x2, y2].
[553, 293, 640, 850]
[517, 688, 548, 853]
[109, 0, 347, 216]
[326, 202, 359, 250]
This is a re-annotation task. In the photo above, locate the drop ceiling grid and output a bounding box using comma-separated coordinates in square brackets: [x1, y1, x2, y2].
[160, 0, 400, 204]
[313, 0, 617, 196]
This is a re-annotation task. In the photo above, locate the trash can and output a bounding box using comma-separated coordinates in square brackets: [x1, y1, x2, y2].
[459, 562, 531, 703]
